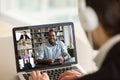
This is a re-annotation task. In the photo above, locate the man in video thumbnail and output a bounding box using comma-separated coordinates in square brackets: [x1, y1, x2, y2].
[36, 29, 71, 65]
[19, 31, 30, 41]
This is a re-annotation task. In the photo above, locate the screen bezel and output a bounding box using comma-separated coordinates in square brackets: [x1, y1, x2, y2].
[12, 22, 78, 72]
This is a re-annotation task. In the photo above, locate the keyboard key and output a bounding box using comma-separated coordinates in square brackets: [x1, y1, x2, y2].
[23, 74, 29, 80]
[23, 66, 78, 80]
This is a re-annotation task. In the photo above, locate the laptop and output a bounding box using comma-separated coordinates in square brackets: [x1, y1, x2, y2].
[12, 22, 85, 80]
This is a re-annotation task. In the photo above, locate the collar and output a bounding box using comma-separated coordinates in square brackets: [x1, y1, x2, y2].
[94, 34, 120, 69]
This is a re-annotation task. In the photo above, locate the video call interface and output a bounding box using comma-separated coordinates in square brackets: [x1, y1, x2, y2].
[14, 24, 76, 71]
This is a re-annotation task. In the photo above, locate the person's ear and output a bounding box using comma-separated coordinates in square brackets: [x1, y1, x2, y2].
[78, 0, 99, 31]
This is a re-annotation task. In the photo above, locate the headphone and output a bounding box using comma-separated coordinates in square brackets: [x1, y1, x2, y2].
[78, 0, 99, 31]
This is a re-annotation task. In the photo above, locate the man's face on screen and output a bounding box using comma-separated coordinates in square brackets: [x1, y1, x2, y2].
[48, 31, 56, 45]
[23, 31, 26, 35]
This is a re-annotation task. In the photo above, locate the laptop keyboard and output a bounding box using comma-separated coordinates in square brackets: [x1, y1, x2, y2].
[23, 66, 79, 80]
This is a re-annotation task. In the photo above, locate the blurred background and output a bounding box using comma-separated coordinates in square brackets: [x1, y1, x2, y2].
[0, 0, 80, 26]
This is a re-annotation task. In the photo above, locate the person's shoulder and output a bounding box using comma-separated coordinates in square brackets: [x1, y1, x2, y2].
[109, 41, 120, 53]
[56, 40, 63, 44]
[56, 40, 65, 46]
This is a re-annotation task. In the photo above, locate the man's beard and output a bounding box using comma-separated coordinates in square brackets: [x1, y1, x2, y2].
[48, 40, 56, 46]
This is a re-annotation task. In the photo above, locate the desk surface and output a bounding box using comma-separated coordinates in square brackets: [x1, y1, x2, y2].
[0, 24, 96, 80]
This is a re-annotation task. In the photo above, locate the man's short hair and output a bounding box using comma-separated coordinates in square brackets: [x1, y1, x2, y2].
[48, 29, 56, 35]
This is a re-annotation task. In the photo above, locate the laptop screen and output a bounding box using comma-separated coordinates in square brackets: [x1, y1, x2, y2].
[13, 22, 78, 72]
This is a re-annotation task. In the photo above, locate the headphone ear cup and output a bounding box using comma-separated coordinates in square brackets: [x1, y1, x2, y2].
[78, 0, 99, 31]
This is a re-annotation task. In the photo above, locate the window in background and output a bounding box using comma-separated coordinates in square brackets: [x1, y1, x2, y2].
[16, 0, 77, 11]
[49, 0, 77, 8]
[17, 0, 42, 11]
[0, 0, 79, 25]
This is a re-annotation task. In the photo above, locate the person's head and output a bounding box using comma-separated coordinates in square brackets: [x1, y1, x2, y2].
[48, 29, 57, 45]
[78, 0, 120, 49]
[24, 49, 29, 55]
[23, 31, 27, 35]
[26, 60, 29, 63]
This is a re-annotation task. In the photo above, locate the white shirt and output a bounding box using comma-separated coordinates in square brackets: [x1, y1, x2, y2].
[94, 34, 120, 69]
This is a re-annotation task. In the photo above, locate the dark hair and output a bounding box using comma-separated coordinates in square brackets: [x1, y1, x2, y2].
[86, 0, 120, 37]
[49, 29, 54, 32]
[23, 31, 26, 33]
[48, 29, 56, 35]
